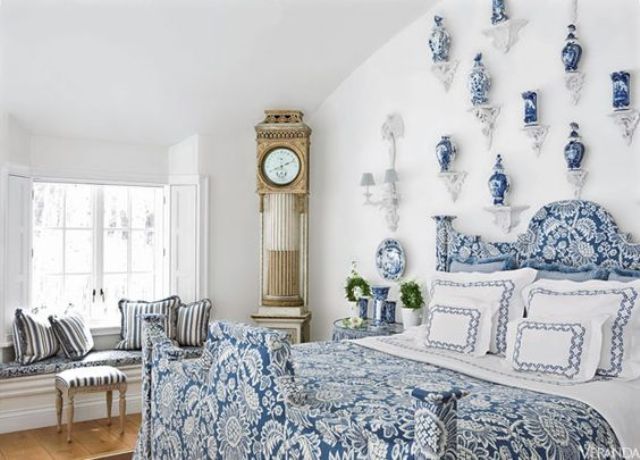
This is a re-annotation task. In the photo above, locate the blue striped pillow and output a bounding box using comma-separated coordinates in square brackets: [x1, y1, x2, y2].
[48, 313, 94, 360]
[12, 309, 59, 364]
[116, 296, 180, 350]
[176, 299, 212, 346]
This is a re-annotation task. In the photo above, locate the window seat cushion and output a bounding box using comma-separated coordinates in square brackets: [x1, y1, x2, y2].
[0, 346, 203, 380]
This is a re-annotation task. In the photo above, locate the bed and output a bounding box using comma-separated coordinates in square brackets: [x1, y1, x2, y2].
[134, 199, 640, 459]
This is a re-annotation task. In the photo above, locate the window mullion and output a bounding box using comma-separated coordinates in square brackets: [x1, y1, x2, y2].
[94, 186, 105, 319]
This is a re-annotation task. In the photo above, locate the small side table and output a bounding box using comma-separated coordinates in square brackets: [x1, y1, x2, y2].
[331, 318, 404, 341]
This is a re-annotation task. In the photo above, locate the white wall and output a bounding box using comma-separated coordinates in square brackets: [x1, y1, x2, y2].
[308, 0, 640, 340]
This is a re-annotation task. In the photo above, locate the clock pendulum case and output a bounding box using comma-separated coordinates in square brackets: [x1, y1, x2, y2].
[251, 110, 312, 344]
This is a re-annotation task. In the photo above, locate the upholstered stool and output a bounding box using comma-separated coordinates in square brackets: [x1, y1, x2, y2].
[55, 365, 127, 442]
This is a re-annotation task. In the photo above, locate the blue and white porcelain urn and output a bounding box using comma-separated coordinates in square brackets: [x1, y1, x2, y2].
[491, 0, 509, 25]
[428, 16, 451, 63]
[436, 135, 457, 172]
[564, 122, 585, 170]
[561, 25, 583, 73]
[521, 91, 538, 126]
[469, 53, 491, 106]
[611, 71, 631, 111]
[488, 154, 510, 206]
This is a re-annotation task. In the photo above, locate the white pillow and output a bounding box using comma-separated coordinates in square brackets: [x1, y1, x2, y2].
[523, 279, 640, 379]
[429, 268, 537, 355]
[506, 316, 607, 383]
[424, 302, 497, 357]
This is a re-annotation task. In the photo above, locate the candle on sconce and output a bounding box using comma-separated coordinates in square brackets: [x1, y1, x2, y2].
[521, 91, 538, 126]
[611, 71, 631, 111]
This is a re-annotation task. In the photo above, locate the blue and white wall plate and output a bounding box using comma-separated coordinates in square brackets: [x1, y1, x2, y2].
[375, 239, 406, 281]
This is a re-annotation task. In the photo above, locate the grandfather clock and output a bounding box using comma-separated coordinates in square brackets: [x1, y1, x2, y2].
[251, 110, 312, 343]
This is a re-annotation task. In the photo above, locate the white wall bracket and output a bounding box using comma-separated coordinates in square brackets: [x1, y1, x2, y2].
[609, 109, 639, 146]
[468, 105, 501, 149]
[522, 124, 549, 156]
[482, 19, 528, 54]
[483, 205, 530, 234]
[438, 171, 467, 202]
[431, 60, 459, 92]
[565, 72, 585, 105]
[566, 169, 588, 198]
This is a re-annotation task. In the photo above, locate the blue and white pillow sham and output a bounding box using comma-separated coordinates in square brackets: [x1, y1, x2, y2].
[176, 299, 212, 346]
[49, 313, 94, 360]
[607, 267, 640, 282]
[449, 255, 516, 273]
[116, 296, 180, 350]
[521, 260, 608, 281]
[12, 309, 59, 364]
[523, 279, 640, 380]
[506, 316, 606, 383]
[429, 268, 537, 355]
[424, 304, 495, 356]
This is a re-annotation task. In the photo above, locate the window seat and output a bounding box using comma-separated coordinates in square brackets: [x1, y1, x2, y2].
[0, 347, 204, 380]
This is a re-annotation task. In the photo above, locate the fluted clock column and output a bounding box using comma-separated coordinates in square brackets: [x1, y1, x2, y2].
[251, 110, 311, 344]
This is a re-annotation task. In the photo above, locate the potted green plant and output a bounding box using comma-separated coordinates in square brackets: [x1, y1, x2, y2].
[399, 280, 424, 327]
[344, 262, 371, 319]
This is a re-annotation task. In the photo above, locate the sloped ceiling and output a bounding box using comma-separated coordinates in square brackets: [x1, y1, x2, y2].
[0, 0, 434, 145]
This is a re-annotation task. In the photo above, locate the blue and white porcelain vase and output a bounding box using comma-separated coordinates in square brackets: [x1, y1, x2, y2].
[564, 122, 585, 170]
[428, 16, 450, 63]
[488, 154, 510, 206]
[611, 71, 631, 111]
[491, 0, 509, 25]
[521, 91, 538, 126]
[357, 297, 369, 320]
[469, 53, 491, 106]
[436, 135, 457, 172]
[370, 286, 390, 326]
[561, 25, 583, 73]
[383, 301, 396, 324]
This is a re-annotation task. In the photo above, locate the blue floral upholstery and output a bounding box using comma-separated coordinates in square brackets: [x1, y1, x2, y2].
[434, 200, 640, 272]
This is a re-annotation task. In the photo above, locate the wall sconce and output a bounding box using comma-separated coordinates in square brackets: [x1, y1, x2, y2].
[360, 114, 404, 232]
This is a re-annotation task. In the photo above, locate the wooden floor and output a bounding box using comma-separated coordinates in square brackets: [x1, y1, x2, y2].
[0, 414, 140, 460]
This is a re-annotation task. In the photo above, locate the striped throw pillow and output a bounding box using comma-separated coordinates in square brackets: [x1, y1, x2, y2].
[12, 309, 59, 364]
[115, 296, 180, 350]
[176, 299, 212, 346]
[49, 313, 95, 360]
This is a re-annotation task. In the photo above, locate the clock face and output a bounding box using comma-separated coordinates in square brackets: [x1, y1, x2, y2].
[262, 148, 301, 186]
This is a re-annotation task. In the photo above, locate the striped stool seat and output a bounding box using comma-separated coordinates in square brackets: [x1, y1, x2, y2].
[56, 366, 126, 388]
[55, 365, 127, 442]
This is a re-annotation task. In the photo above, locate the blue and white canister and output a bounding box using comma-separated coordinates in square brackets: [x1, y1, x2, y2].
[521, 91, 538, 126]
[488, 154, 510, 206]
[491, 0, 509, 25]
[469, 53, 491, 106]
[357, 297, 369, 320]
[611, 71, 631, 111]
[383, 301, 396, 324]
[561, 25, 582, 73]
[428, 16, 451, 63]
[564, 122, 585, 170]
[371, 286, 390, 326]
[436, 135, 457, 172]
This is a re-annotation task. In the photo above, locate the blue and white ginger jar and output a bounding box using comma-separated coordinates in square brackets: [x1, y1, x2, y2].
[491, 0, 509, 25]
[469, 53, 491, 106]
[488, 154, 510, 206]
[611, 71, 631, 111]
[436, 135, 456, 172]
[564, 123, 585, 170]
[521, 91, 538, 126]
[562, 25, 582, 73]
[428, 16, 451, 63]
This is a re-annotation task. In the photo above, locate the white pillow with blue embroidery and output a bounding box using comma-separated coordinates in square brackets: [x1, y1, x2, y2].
[523, 279, 640, 380]
[424, 302, 498, 357]
[429, 268, 537, 355]
[506, 316, 607, 383]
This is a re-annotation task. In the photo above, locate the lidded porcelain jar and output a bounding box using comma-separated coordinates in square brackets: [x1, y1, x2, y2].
[428, 15, 451, 63]
[564, 122, 585, 170]
[436, 135, 457, 172]
[562, 24, 583, 72]
[469, 53, 491, 106]
[488, 154, 510, 206]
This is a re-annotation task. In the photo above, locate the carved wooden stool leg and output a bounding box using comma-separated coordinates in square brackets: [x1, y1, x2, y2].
[106, 390, 113, 426]
[119, 386, 126, 435]
[67, 394, 75, 443]
[55, 388, 63, 433]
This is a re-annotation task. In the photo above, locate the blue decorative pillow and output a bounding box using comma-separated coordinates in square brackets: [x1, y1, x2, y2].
[12, 309, 59, 364]
[521, 260, 608, 281]
[176, 299, 213, 346]
[449, 255, 516, 273]
[608, 268, 640, 282]
[116, 296, 180, 350]
[49, 313, 95, 360]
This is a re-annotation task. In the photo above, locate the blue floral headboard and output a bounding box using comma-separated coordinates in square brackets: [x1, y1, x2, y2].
[433, 200, 640, 271]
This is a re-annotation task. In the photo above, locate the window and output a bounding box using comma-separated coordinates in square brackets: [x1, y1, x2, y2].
[32, 182, 164, 324]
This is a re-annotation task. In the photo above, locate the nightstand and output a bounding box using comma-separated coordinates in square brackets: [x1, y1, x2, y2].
[331, 318, 404, 341]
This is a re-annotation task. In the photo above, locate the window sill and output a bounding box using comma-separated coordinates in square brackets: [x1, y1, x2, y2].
[89, 324, 121, 336]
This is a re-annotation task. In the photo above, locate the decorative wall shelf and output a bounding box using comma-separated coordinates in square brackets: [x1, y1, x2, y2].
[468, 105, 501, 149]
[566, 169, 588, 198]
[431, 61, 459, 92]
[483, 205, 529, 234]
[438, 171, 467, 202]
[522, 124, 549, 156]
[609, 109, 639, 146]
[565, 72, 585, 105]
[482, 19, 528, 54]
